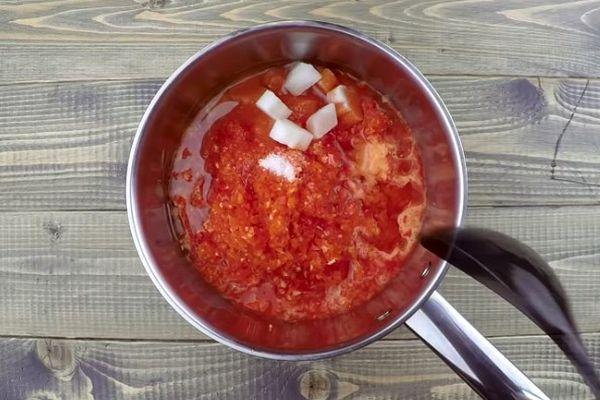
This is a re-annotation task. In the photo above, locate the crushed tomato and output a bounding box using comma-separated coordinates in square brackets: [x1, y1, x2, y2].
[169, 65, 426, 321]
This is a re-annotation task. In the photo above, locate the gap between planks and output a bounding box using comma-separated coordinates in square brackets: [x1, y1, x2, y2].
[0, 331, 595, 344]
[1, 74, 599, 87]
[2, 75, 600, 211]
[0, 206, 599, 341]
[3, 333, 599, 399]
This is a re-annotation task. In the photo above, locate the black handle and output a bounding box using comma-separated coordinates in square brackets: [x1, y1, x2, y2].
[421, 227, 600, 399]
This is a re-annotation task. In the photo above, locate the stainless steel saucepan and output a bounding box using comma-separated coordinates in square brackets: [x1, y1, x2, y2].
[127, 20, 549, 399]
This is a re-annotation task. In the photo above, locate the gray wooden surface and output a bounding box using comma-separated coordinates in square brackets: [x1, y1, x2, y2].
[1, 0, 599, 399]
[1, 335, 599, 399]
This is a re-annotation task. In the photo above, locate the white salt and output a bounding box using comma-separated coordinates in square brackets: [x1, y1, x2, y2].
[259, 153, 297, 181]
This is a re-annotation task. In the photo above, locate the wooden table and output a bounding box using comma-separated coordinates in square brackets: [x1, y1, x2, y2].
[1, 1, 599, 398]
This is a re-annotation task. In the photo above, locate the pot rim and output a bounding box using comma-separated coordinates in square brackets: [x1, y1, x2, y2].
[126, 19, 468, 360]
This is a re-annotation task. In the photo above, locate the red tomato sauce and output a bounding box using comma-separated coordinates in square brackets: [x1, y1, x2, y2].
[169, 65, 426, 321]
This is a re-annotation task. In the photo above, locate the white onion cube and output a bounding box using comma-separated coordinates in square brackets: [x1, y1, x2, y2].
[327, 85, 348, 104]
[269, 119, 313, 151]
[256, 90, 292, 119]
[306, 103, 337, 139]
[284, 63, 321, 96]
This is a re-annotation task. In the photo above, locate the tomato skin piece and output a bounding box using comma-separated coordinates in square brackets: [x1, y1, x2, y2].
[190, 177, 205, 208]
[225, 76, 266, 104]
[334, 86, 364, 127]
[362, 98, 392, 136]
[263, 67, 286, 93]
[317, 68, 339, 93]
[280, 94, 323, 126]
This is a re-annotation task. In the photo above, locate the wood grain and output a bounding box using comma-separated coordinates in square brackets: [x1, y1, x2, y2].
[1, 334, 598, 399]
[0, 80, 162, 210]
[443, 77, 600, 205]
[1, 0, 600, 82]
[2, 1, 599, 396]
[1, 77, 600, 210]
[0, 206, 598, 341]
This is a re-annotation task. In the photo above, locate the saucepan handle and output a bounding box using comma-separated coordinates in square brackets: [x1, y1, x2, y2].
[405, 291, 550, 400]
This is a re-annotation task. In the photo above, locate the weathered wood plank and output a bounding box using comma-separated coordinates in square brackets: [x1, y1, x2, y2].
[0, 80, 161, 210]
[0, 206, 598, 340]
[1, 77, 600, 210]
[1, 334, 598, 399]
[1, 0, 600, 82]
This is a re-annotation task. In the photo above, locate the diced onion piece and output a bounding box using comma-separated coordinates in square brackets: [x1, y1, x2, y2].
[326, 85, 348, 104]
[256, 89, 292, 119]
[327, 85, 364, 125]
[306, 103, 337, 139]
[317, 68, 339, 93]
[284, 63, 322, 96]
[259, 153, 296, 181]
[269, 119, 313, 151]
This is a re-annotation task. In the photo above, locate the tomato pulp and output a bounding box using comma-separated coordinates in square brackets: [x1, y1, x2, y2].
[169, 65, 426, 321]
